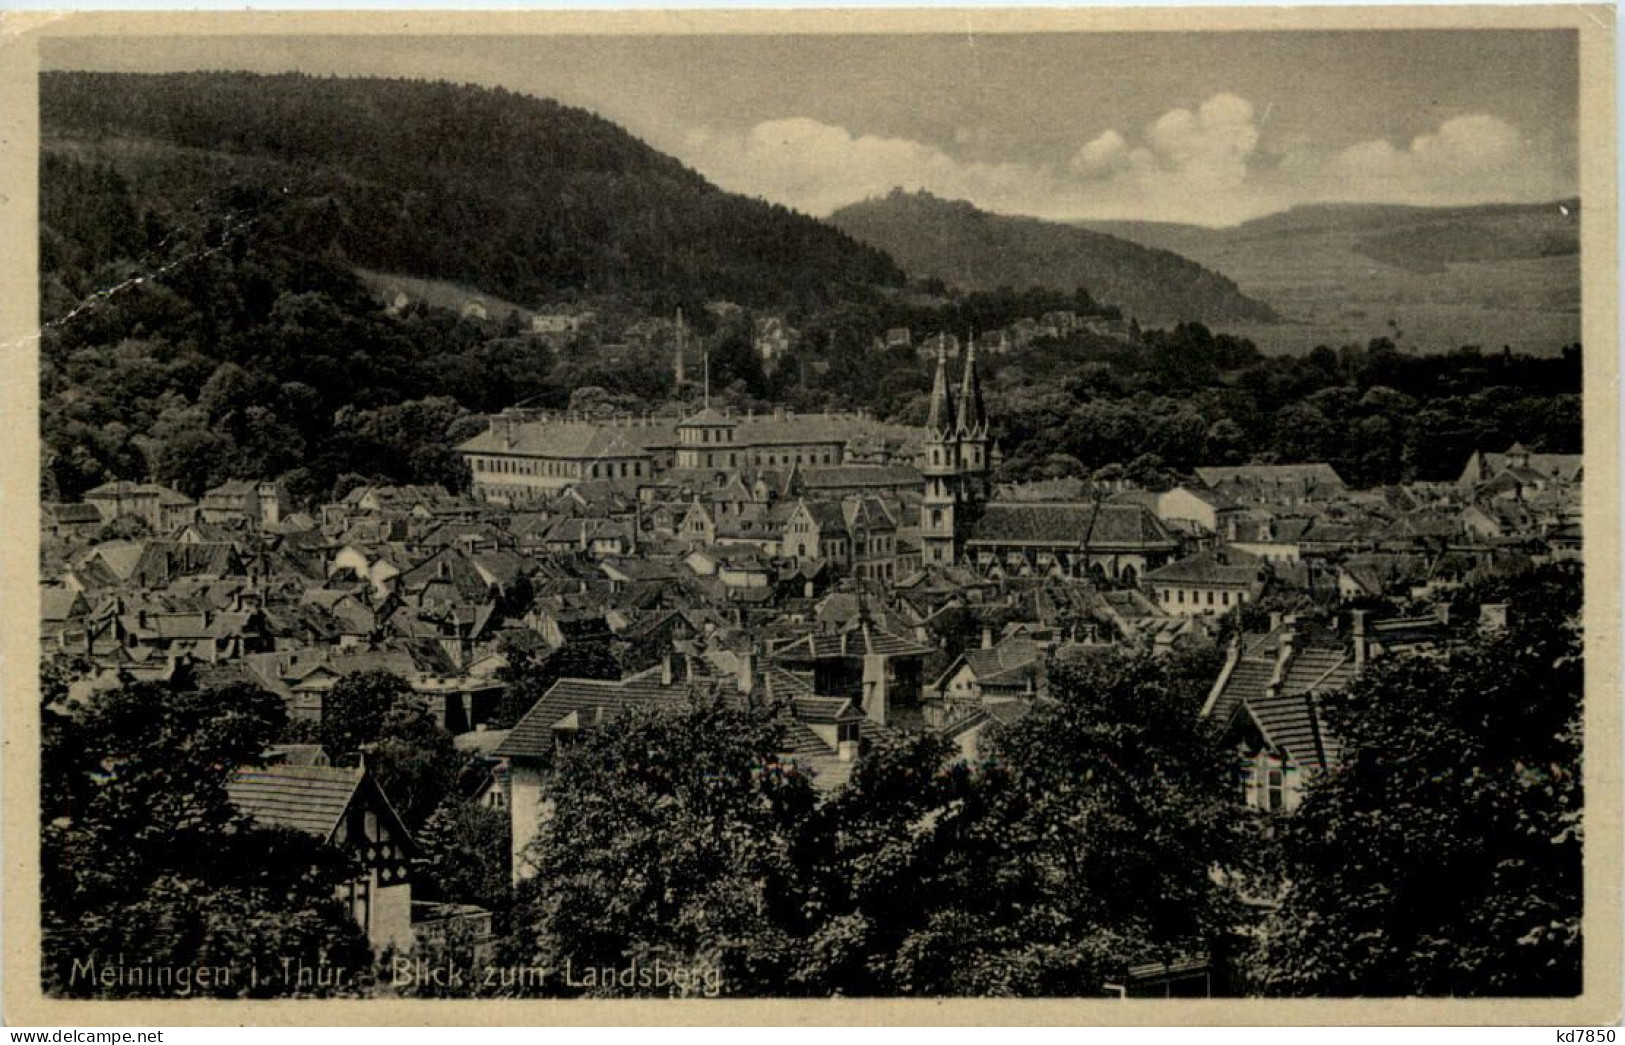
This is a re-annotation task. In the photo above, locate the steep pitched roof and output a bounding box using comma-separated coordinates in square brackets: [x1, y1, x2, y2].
[459, 422, 653, 459]
[770, 620, 934, 661]
[926, 348, 957, 435]
[957, 344, 987, 436]
[84, 480, 195, 506]
[227, 763, 419, 855]
[802, 465, 922, 490]
[45, 502, 104, 524]
[494, 675, 699, 762]
[1144, 550, 1263, 588]
[226, 763, 363, 840]
[966, 502, 1176, 549]
[1193, 463, 1347, 492]
[790, 498, 849, 532]
[1204, 626, 1354, 773]
[84, 541, 147, 581]
[41, 585, 88, 622]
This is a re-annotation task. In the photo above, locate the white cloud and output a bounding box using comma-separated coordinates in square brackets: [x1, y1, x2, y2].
[1064, 92, 1268, 220]
[1071, 129, 1131, 177]
[1320, 114, 1557, 205]
[675, 98, 1570, 227]
[1141, 92, 1260, 188]
[680, 117, 1058, 220]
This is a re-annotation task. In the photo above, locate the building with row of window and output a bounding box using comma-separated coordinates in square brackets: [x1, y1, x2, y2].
[458, 407, 927, 504]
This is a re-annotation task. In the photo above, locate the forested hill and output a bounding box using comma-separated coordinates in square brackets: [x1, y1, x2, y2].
[828, 189, 1279, 325]
[40, 70, 903, 307]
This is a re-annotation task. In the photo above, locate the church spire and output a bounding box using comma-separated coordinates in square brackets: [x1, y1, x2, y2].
[927, 343, 957, 436]
[958, 335, 987, 437]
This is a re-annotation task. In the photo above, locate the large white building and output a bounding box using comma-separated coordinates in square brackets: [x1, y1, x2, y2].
[458, 408, 927, 504]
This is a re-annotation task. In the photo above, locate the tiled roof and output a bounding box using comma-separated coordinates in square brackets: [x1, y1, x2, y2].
[961, 638, 1042, 679]
[493, 670, 874, 790]
[1193, 463, 1347, 491]
[984, 700, 1034, 727]
[770, 622, 935, 661]
[760, 666, 816, 700]
[459, 422, 653, 459]
[1167, 485, 1239, 510]
[1207, 657, 1274, 724]
[728, 414, 923, 449]
[1206, 626, 1354, 773]
[226, 763, 361, 840]
[1144, 551, 1262, 587]
[1280, 646, 1352, 696]
[1243, 690, 1336, 773]
[80, 541, 147, 582]
[45, 503, 104, 524]
[997, 478, 1090, 502]
[463, 413, 926, 457]
[494, 675, 698, 761]
[85, 480, 195, 506]
[41, 586, 86, 622]
[966, 502, 1175, 549]
[790, 499, 849, 531]
[1478, 451, 1583, 483]
[129, 542, 243, 585]
[802, 466, 921, 489]
[790, 696, 864, 723]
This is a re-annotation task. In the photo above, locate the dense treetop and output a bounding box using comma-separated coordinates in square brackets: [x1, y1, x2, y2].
[830, 189, 1279, 325]
[42, 71, 904, 308]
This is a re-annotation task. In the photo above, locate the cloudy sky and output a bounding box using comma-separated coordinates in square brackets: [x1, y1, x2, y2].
[45, 31, 1578, 227]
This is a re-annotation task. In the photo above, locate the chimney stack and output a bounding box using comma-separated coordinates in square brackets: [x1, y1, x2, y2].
[1351, 609, 1368, 669]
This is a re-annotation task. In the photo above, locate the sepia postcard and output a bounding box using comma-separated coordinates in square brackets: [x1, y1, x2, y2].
[0, 6, 1618, 1027]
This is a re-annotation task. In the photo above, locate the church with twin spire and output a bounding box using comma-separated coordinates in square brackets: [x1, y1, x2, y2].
[920, 342, 992, 567]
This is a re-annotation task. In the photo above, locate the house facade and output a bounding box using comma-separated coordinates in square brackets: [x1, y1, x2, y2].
[227, 759, 418, 952]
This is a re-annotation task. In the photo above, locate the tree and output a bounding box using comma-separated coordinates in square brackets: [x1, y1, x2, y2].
[151, 423, 238, 498]
[319, 670, 464, 828]
[1124, 452, 1175, 491]
[1205, 417, 1248, 465]
[93, 513, 153, 542]
[937, 647, 1255, 993]
[502, 695, 817, 997]
[418, 796, 512, 916]
[41, 675, 369, 997]
[792, 732, 982, 994]
[318, 670, 410, 761]
[1253, 563, 1582, 996]
[799, 649, 1256, 997]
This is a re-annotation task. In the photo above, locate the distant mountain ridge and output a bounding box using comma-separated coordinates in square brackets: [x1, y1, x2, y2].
[1080, 199, 1580, 274]
[1074, 198, 1580, 355]
[828, 189, 1280, 325]
[40, 70, 904, 308]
